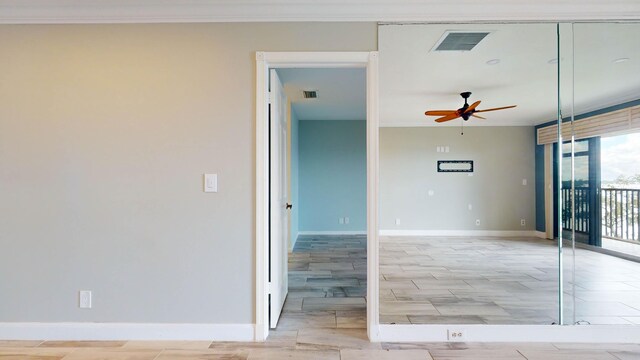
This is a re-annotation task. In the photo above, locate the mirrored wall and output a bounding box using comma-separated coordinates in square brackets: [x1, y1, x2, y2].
[378, 21, 640, 326]
[559, 22, 640, 326]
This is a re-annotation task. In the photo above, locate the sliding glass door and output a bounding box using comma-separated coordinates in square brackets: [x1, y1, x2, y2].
[559, 138, 601, 247]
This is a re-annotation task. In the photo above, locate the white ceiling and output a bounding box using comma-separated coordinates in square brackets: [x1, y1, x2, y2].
[379, 23, 640, 127]
[1, 1, 639, 23]
[276, 68, 366, 121]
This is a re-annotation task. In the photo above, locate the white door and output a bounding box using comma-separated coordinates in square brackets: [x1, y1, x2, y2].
[269, 69, 289, 329]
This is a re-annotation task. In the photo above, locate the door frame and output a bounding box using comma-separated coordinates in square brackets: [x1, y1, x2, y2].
[255, 51, 380, 342]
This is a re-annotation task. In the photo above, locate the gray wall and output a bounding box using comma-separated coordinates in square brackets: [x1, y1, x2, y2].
[380, 126, 536, 231]
[0, 23, 376, 323]
[299, 120, 367, 232]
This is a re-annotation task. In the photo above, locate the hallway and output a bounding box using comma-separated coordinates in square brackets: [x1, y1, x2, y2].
[277, 234, 368, 331]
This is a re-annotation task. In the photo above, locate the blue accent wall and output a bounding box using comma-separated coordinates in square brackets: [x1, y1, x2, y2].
[535, 142, 546, 232]
[299, 120, 366, 232]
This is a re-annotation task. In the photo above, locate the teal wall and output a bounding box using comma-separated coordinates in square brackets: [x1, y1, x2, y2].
[290, 108, 300, 248]
[535, 140, 546, 232]
[298, 120, 366, 232]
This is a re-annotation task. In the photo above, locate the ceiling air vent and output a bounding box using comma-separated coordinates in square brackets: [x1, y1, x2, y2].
[302, 90, 318, 99]
[433, 31, 491, 51]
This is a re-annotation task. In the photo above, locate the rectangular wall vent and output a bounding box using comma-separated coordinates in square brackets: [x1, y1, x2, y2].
[433, 31, 490, 51]
[302, 90, 318, 99]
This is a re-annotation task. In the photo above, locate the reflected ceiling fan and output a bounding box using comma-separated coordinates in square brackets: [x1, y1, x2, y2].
[425, 92, 517, 123]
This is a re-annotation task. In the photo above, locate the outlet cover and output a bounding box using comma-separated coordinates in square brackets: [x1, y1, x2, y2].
[339, 218, 344, 225]
[395, 218, 401, 225]
[79, 290, 92, 309]
[345, 217, 350, 224]
[447, 329, 465, 341]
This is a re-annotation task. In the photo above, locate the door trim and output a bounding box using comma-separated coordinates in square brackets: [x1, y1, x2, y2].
[255, 51, 380, 342]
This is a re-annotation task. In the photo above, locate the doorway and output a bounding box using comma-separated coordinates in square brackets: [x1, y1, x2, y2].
[255, 52, 380, 342]
[275, 67, 368, 335]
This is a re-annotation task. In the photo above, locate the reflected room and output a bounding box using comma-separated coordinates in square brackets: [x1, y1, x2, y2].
[378, 22, 640, 326]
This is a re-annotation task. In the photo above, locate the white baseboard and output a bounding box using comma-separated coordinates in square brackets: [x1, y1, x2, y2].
[0, 323, 255, 341]
[374, 324, 640, 343]
[535, 231, 548, 239]
[297, 231, 367, 236]
[379, 230, 538, 237]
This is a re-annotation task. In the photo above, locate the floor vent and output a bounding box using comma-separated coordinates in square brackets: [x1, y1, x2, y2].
[433, 31, 490, 51]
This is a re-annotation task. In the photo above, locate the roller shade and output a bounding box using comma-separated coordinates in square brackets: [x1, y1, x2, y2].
[537, 104, 640, 145]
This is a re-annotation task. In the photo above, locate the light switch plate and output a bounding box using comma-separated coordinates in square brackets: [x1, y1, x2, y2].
[204, 174, 218, 193]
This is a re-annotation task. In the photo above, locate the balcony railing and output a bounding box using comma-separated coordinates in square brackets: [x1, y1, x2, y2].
[602, 188, 640, 242]
[561, 187, 591, 234]
[561, 187, 640, 242]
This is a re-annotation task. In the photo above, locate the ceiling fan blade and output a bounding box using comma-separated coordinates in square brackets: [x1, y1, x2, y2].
[471, 114, 486, 119]
[425, 110, 457, 116]
[464, 100, 481, 113]
[434, 113, 460, 123]
[475, 105, 517, 113]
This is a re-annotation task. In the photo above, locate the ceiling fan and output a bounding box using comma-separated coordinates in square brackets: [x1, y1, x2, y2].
[424, 92, 517, 123]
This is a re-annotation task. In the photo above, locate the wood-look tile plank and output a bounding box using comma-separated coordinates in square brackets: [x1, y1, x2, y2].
[247, 348, 340, 360]
[340, 349, 432, 360]
[296, 328, 381, 351]
[518, 349, 618, 360]
[0, 347, 73, 360]
[0, 340, 44, 347]
[123, 341, 213, 350]
[276, 311, 336, 330]
[302, 297, 366, 311]
[40, 341, 126, 348]
[59, 348, 160, 360]
[155, 349, 248, 359]
[428, 348, 526, 359]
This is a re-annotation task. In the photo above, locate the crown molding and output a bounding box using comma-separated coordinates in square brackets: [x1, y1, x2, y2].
[0, 0, 639, 24]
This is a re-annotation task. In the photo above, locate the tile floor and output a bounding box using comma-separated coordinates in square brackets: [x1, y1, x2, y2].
[2, 235, 640, 359]
[380, 236, 640, 325]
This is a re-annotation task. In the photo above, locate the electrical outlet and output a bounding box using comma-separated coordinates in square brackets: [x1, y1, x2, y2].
[395, 218, 401, 225]
[428, 190, 434, 196]
[468, 204, 472, 211]
[345, 217, 350, 224]
[79, 290, 92, 309]
[522, 179, 528, 186]
[521, 219, 526, 226]
[339, 218, 344, 225]
[447, 329, 465, 341]
[475, 219, 481, 226]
